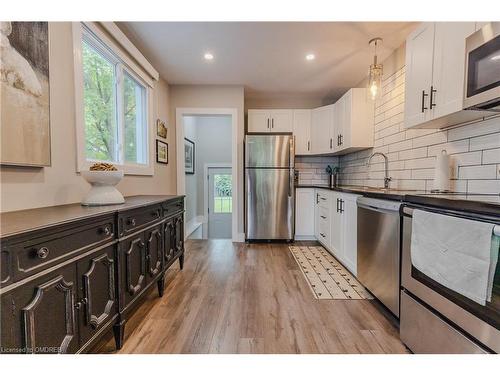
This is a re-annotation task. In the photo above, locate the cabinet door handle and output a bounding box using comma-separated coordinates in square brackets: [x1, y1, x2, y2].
[336, 198, 339, 212]
[421, 90, 428, 112]
[320, 233, 326, 238]
[340, 199, 344, 213]
[271, 118, 274, 128]
[316, 193, 319, 204]
[330, 138, 333, 149]
[340, 134, 343, 146]
[430, 86, 437, 109]
[337, 135, 340, 146]
[307, 141, 310, 151]
[267, 118, 270, 129]
[320, 215, 327, 219]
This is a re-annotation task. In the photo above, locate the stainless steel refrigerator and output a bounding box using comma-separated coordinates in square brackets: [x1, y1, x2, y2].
[245, 134, 295, 240]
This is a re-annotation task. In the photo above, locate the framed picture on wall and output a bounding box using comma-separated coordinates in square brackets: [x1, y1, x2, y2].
[156, 119, 167, 139]
[184, 138, 195, 174]
[156, 140, 168, 164]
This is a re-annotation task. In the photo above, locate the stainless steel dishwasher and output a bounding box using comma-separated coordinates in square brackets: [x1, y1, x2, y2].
[357, 197, 402, 317]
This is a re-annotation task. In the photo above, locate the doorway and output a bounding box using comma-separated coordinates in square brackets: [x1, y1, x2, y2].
[179, 112, 234, 240]
[207, 167, 232, 238]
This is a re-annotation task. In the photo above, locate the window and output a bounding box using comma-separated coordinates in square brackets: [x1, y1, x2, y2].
[213, 174, 232, 213]
[76, 24, 152, 174]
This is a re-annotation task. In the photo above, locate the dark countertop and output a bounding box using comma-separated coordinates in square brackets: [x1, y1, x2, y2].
[296, 184, 500, 216]
[0, 195, 184, 239]
[295, 184, 424, 201]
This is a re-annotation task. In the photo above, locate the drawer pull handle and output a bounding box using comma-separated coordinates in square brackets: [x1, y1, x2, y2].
[128, 218, 136, 226]
[320, 215, 327, 219]
[101, 226, 111, 236]
[36, 247, 49, 259]
[320, 233, 326, 238]
[320, 197, 326, 201]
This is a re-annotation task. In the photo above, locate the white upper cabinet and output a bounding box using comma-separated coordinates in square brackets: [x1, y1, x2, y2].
[311, 104, 335, 154]
[293, 109, 312, 155]
[247, 110, 271, 132]
[270, 110, 293, 132]
[404, 23, 435, 128]
[404, 22, 484, 129]
[334, 88, 374, 154]
[247, 109, 293, 133]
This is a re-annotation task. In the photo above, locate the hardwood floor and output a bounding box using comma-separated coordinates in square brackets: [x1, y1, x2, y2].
[94, 240, 409, 354]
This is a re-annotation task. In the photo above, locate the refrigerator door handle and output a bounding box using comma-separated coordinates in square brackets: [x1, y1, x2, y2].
[289, 169, 294, 197]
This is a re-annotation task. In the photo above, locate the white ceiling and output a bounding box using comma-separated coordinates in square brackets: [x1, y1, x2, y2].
[118, 22, 417, 101]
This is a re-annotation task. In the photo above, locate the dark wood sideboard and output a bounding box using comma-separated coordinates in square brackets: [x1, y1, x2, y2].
[0, 195, 185, 354]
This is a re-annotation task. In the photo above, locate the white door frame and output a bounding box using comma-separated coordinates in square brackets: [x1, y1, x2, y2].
[203, 163, 232, 239]
[176, 108, 239, 242]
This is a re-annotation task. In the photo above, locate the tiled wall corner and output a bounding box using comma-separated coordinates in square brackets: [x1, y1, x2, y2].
[296, 156, 339, 186]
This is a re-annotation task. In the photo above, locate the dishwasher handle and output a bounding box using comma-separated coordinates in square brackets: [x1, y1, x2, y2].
[357, 197, 402, 214]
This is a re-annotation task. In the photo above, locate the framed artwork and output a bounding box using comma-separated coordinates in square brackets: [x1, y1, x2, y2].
[156, 140, 168, 164]
[0, 22, 51, 167]
[184, 138, 195, 174]
[156, 119, 167, 139]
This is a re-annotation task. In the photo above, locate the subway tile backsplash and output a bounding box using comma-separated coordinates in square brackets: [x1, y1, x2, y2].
[296, 65, 500, 195]
[295, 156, 339, 186]
[338, 66, 500, 194]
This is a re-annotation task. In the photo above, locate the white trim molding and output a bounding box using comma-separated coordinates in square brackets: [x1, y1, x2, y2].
[176, 108, 240, 243]
[72, 22, 155, 176]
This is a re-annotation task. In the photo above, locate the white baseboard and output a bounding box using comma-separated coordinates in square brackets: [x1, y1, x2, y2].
[185, 215, 204, 238]
[233, 232, 245, 242]
[295, 235, 316, 241]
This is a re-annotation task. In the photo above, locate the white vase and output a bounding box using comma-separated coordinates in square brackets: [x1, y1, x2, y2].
[81, 170, 125, 206]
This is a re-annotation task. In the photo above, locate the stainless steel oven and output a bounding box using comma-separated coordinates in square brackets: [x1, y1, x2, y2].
[401, 204, 500, 353]
[464, 22, 500, 111]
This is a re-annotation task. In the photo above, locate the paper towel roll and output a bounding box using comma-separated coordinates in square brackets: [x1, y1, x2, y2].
[433, 150, 450, 192]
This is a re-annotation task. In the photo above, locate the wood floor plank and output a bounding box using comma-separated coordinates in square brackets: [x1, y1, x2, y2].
[93, 239, 409, 354]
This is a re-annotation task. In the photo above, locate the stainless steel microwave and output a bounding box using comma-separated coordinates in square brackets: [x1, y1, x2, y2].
[464, 23, 500, 111]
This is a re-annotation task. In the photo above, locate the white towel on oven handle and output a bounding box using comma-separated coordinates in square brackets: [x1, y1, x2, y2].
[411, 209, 498, 306]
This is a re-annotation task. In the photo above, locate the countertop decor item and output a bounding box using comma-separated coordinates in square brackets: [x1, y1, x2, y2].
[81, 166, 124, 206]
[326, 165, 340, 188]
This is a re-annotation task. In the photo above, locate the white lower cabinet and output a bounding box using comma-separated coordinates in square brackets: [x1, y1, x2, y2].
[312, 189, 360, 276]
[295, 188, 315, 239]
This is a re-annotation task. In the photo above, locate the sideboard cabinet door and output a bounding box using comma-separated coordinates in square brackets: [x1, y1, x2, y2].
[145, 224, 163, 284]
[119, 233, 146, 310]
[0, 265, 79, 353]
[76, 245, 117, 346]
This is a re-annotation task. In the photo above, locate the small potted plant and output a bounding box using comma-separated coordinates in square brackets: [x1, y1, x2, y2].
[325, 165, 340, 188]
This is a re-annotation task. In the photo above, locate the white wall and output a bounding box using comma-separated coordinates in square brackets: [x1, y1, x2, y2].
[183, 116, 198, 222]
[169, 85, 245, 237]
[0, 22, 176, 213]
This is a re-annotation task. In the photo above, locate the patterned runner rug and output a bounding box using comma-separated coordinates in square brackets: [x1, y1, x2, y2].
[289, 246, 373, 300]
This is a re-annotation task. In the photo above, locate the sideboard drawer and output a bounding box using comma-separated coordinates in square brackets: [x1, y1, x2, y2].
[162, 199, 184, 218]
[12, 218, 115, 282]
[118, 205, 162, 237]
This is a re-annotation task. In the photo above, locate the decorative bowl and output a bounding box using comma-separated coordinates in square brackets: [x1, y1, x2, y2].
[81, 170, 125, 206]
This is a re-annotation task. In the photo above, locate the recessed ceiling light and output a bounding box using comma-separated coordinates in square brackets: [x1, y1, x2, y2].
[306, 53, 315, 61]
[204, 52, 214, 61]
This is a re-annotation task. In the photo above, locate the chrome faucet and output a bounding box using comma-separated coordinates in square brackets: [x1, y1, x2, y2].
[367, 152, 392, 189]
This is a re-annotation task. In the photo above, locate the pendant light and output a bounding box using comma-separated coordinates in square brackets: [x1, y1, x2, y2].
[368, 37, 383, 100]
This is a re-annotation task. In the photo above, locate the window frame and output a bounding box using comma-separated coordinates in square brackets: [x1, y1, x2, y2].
[73, 22, 154, 175]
